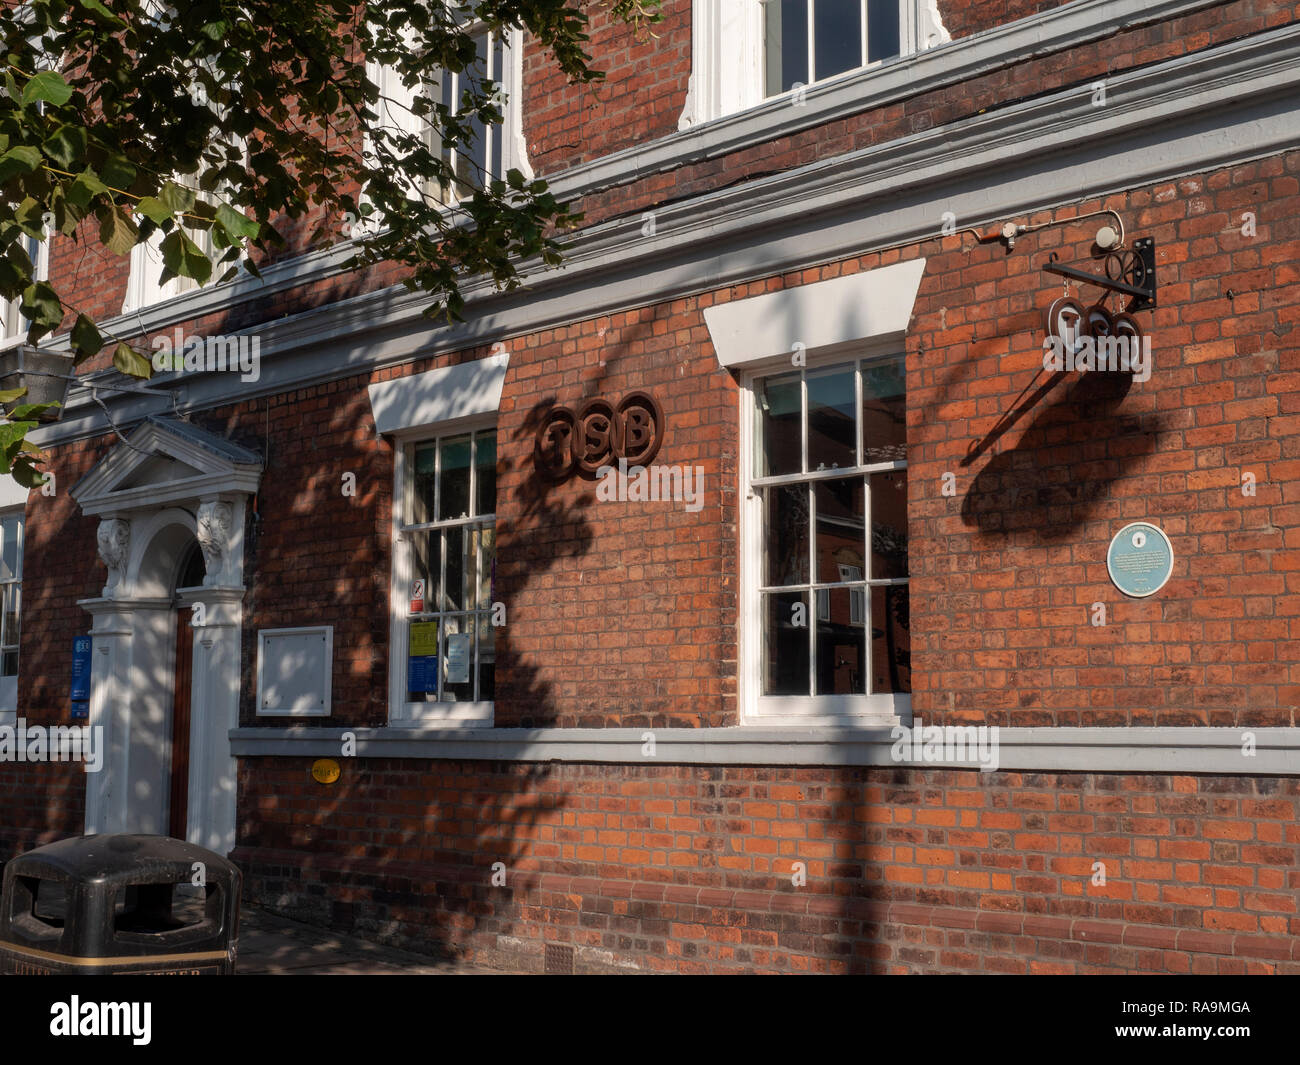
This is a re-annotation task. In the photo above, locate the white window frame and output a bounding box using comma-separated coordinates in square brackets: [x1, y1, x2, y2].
[387, 416, 497, 727]
[2, 19, 53, 347]
[0, 232, 48, 350]
[0, 502, 25, 722]
[121, 174, 219, 313]
[738, 340, 910, 727]
[679, 0, 949, 129]
[363, 24, 532, 223]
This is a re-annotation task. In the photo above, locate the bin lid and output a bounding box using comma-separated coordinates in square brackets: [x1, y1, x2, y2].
[8, 834, 235, 886]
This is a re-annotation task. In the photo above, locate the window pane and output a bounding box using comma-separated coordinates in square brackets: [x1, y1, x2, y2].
[861, 357, 907, 464]
[813, 477, 864, 583]
[866, 0, 902, 63]
[870, 469, 908, 579]
[1, 517, 19, 580]
[1, 651, 15, 677]
[0, 582, 13, 647]
[764, 0, 808, 96]
[441, 614, 474, 701]
[475, 431, 496, 516]
[815, 587, 866, 694]
[477, 614, 496, 701]
[755, 372, 802, 477]
[442, 524, 466, 611]
[871, 584, 910, 693]
[763, 484, 810, 586]
[490, 33, 505, 177]
[406, 618, 440, 699]
[813, 0, 861, 81]
[412, 443, 437, 524]
[763, 591, 810, 696]
[410, 531, 438, 614]
[437, 434, 473, 520]
[5, 584, 17, 647]
[806, 366, 856, 471]
[456, 31, 490, 192]
[473, 524, 495, 610]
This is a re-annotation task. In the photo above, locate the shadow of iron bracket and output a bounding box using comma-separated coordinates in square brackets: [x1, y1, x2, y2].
[1042, 237, 1157, 311]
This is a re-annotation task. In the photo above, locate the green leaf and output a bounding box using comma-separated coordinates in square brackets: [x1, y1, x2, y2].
[158, 180, 196, 215]
[0, 146, 42, 185]
[10, 455, 48, 489]
[23, 70, 73, 108]
[160, 230, 212, 284]
[112, 342, 151, 379]
[43, 124, 88, 169]
[99, 155, 136, 190]
[0, 388, 27, 404]
[98, 204, 138, 256]
[14, 197, 47, 237]
[20, 281, 63, 331]
[7, 402, 56, 420]
[134, 196, 171, 225]
[0, 421, 36, 467]
[216, 203, 259, 242]
[76, 0, 126, 25]
[70, 313, 102, 356]
[66, 168, 110, 210]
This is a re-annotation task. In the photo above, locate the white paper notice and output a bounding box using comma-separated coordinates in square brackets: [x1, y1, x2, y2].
[446, 632, 472, 684]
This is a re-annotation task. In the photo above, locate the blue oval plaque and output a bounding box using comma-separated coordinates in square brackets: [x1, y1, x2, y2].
[1107, 522, 1173, 598]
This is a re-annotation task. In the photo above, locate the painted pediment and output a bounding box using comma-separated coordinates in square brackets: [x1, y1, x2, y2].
[70, 416, 263, 517]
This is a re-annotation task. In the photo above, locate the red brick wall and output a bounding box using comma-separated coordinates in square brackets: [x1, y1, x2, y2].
[16, 148, 1300, 741]
[229, 305, 739, 730]
[937, 0, 1075, 40]
[521, 0, 693, 174]
[0, 437, 104, 858]
[233, 760, 1300, 974]
[904, 153, 1300, 727]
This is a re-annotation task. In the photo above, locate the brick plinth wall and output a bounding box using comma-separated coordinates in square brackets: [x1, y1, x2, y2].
[233, 760, 1300, 974]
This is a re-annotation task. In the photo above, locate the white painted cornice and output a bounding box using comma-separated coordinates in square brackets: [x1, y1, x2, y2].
[228, 725, 1300, 775]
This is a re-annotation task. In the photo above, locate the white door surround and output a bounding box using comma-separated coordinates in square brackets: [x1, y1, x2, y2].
[69, 417, 262, 856]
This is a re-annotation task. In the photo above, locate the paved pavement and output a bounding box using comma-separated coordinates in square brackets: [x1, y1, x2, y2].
[235, 906, 506, 974]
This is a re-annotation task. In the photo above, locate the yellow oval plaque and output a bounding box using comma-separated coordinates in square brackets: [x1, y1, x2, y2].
[311, 758, 341, 785]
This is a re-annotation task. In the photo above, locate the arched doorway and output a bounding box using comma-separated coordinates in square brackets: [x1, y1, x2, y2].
[70, 417, 262, 856]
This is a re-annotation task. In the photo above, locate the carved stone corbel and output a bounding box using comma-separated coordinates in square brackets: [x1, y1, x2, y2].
[195, 500, 234, 585]
[96, 517, 130, 597]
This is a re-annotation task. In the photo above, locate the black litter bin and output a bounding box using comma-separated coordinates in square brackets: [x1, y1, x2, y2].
[0, 834, 240, 974]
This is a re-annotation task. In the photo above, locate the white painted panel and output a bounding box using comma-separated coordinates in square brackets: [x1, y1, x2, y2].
[703, 259, 926, 368]
[256, 626, 332, 716]
[367, 352, 509, 436]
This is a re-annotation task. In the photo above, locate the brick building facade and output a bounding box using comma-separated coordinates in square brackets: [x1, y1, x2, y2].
[2, 0, 1299, 973]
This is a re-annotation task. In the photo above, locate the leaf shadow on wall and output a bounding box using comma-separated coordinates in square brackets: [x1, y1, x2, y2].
[500, 397, 597, 728]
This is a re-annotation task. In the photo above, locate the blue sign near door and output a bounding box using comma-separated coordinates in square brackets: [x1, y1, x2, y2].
[70, 636, 91, 719]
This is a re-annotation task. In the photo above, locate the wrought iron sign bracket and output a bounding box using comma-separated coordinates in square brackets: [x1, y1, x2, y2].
[1042, 237, 1157, 312]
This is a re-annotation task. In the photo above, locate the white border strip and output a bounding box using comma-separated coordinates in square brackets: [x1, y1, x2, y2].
[229, 726, 1300, 775]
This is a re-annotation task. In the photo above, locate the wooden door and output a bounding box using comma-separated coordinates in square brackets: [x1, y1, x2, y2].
[169, 608, 193, 839]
